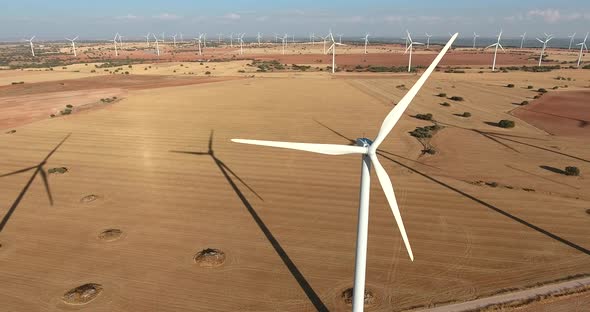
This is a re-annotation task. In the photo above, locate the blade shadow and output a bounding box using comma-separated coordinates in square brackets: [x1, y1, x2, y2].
[170, 131, 328, 312]
[0, 134, 70, 232]
[376, 151, 590, 256]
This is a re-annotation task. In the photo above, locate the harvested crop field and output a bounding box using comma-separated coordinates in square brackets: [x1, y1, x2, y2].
[0, 63, 589, 312]
[512, 90, 590, 137]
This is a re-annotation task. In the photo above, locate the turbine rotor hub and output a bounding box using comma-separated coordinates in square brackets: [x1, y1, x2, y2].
[356, 138, 373, 148]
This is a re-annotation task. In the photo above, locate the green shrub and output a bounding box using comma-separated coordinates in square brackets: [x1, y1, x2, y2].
[527, 85, 534, 89]
[440, 102, 451, 107]
[205, 71, 211, 75]
[538, 88, 547, 93]
[506, 84, 515, 88]
[415, 113, 433, 121]
[450, 96, 464, 101]
[565, 166, 580, 176]
[462, 112, 472, 117]
[437, 93, 447, 97]
[520, 101, 529, 105]
[66, 104, 73, 108]
[498, 120, 515, 128]
[423, 148, 437, 155]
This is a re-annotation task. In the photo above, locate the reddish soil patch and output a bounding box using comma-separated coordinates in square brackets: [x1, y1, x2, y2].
[250, 52, 537, 67]
[512, 90, 590, 137]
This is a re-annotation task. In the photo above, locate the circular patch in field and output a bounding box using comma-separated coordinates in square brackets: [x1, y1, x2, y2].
[98, 229, 123, 242]
[80, 194, 99, 203]
[48, 167, 68, 174]
[341, 288, 376, 306]
[62, 283, 103, 305]
[194, 248, 226, 267]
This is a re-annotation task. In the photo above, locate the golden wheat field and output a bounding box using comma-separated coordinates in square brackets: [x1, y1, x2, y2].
[1, 50, 589, 311]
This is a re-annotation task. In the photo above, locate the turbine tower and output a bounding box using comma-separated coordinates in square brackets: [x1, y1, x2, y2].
[172, 34, 178, 48]
[326, 32, 344, 73]
[257, 32, 262, 46]
[520, 32, 527, 49]
[425, 33, 432, 49]
[337, 34, 343, 44]
[152, 33, 161, 56]
[485, 30, 505, 71]
[113, 33, 119, 56]
[65, 36, 79, 57]
[231, 34, 458, 312]
[473, 32, 480, 49]
[195, 34, 203, 56]
[144, 33, 151, 47]
[238, 33, 245, 55]
[363, 33, 370, 54]
[537, 33, 553, 67]
[568, 32, 576, 50]
[404, 31, 424, 72]
[576, 33, 589, 67]
[25, 36, 35, 57]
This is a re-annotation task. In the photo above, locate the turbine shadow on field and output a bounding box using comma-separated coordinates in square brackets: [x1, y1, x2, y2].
[0, 134, 70, 232]
[314, 123, 590, 256]
[170, 131, 328, 312]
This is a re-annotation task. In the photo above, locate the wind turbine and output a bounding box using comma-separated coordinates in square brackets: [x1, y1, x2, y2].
[195, 34, 203, 56]
[576, 32, 589, 67]
[337, 34, 343, 44]
[326, 32, 344, 73]
[172, 34, 178, 48]
[25, 36, 35, 57]
[425, 33, 432, 49]
[65, 36, 78, 57]
[323, 31, 331, 54]
[473, 32, 480, 49]
[152, 33, 161, 56]
[113, 33, 119, 57]
[568, 32, 576, 51]
[363, 33, 369, 54]
[485, 30, 505, 71]
[118, 34, 124, 48]
[238, 33, 245, 55]
[180, 33, 184, 43]
[217, 33, 223, 44]
[144, 33, 151, 47]
[230, 33, 234, 47]
[257, 32, 262, 46]
[281, 34, 288, 55]
[310, 33, 315, 44]
[536, 34, 553, 67]
[404, 31, 424, 72]
[203, 33, 207, 48]
[231, 33, 459, 312]
[520, 32, 526, 49]
[161, 32, 166, 43]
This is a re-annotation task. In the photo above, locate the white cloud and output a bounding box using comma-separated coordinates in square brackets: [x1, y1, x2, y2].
[153, 13, 182, 21]
[527, 9, 561, 23]
[256, 16, 269, 22]
[116, 14, 140, 20]
[223, 13, 241, 20]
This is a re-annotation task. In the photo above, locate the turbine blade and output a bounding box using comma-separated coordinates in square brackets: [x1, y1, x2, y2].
[485, 43, 496, 49]
[231, 139, 367, 155]
[370, 154, 413, 261]
[371, 33, 458, 150]
[499, 44, 505, 52]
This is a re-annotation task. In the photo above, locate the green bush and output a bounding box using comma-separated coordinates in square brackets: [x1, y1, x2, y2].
[440, 102, 451, 107]
[506, 84, 515, 88]
[565, 166, 580, 176]
[66, 104, 73, 108]
[415, 113, 433, 121]
[520, 101, 529, 105]
[498, 120, 515, 128]
[527, 85, 534, 89]
[450, 96, 464, 101]
[437, 93, 447, 97]
[462, 112, 472, 117]
[538, 88, 547, 93]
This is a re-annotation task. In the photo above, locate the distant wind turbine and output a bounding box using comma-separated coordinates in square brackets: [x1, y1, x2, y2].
[520, 32, 527, 49]
[568, 32, 576, 50]
[425, 33, 432, 49]
[576, 33, 588, 68]
[195, 34, 203, 56]
[473, 32, 480, 49]
[257, 32, 262, 46]
[326, 32, 344, 74]
[337, 34, 343, 44]
[152, 33, 161, 56]
[485, 30, 505, 71]
[113, 34, 119, 56]
[363, 33, 370, 54]
[536, 34, 553, 66]
[144, 33, 151, 47]
[25, 36, 35, 57]
[231, 34, 458, 312]
[404, 31, 424, 72]
[172, 34, 178, 48]
[65, 36, 79, 57]
[238, 33, 245, 55]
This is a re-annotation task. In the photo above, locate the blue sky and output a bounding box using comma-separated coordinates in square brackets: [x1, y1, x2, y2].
[1, 0, 589, 40]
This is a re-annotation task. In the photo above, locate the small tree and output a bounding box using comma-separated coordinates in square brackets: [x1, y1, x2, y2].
[437, 93, 447, 97]
[415, 113, 433, 121]
[450, 96, 464, 101]
[498, 120, 515, 128]
[462, 112, 472, 117]
[520, 101, 529, 105]
[564, 166, 580, 176]
[506, 84, 515, 88]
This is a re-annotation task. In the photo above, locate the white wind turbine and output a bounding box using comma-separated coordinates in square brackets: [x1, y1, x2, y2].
[576, 32, 588, 68]
[281, 34, 288, 55]
[257, 32, 262, 46]
[113, 33, 119, 56]
[144, 33, 151, 47]
[473, 32, 480, 49]
[237, 33, 245, 55]
[232, 33, 459, 312]
[520, 32, 527, 49]
[203, 33, 207, 48]
[230, 33, 234, 47]
[537, 33, 553, 66]
[568, 32, 576, 50]
[25, 36, 35, 57]
[363, 33, 370, 54]
[337, 34, 343, 44]
[195, 34, 203, 55]
[485, 30, 505, 71]
[65, 36, 79, 57]
[404, 31, 424, 72]
[172, 34, 178, 48]
[310, 33, 315, 44]
[326, 32, 344, 73]
[323, 31, 331, 54]
[217, 33, 223, 44]
[425, 33, 432, 49]
[118, 34, 124, 48]
[152, 33, 161, 56]
[180, 33, 184, 43]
